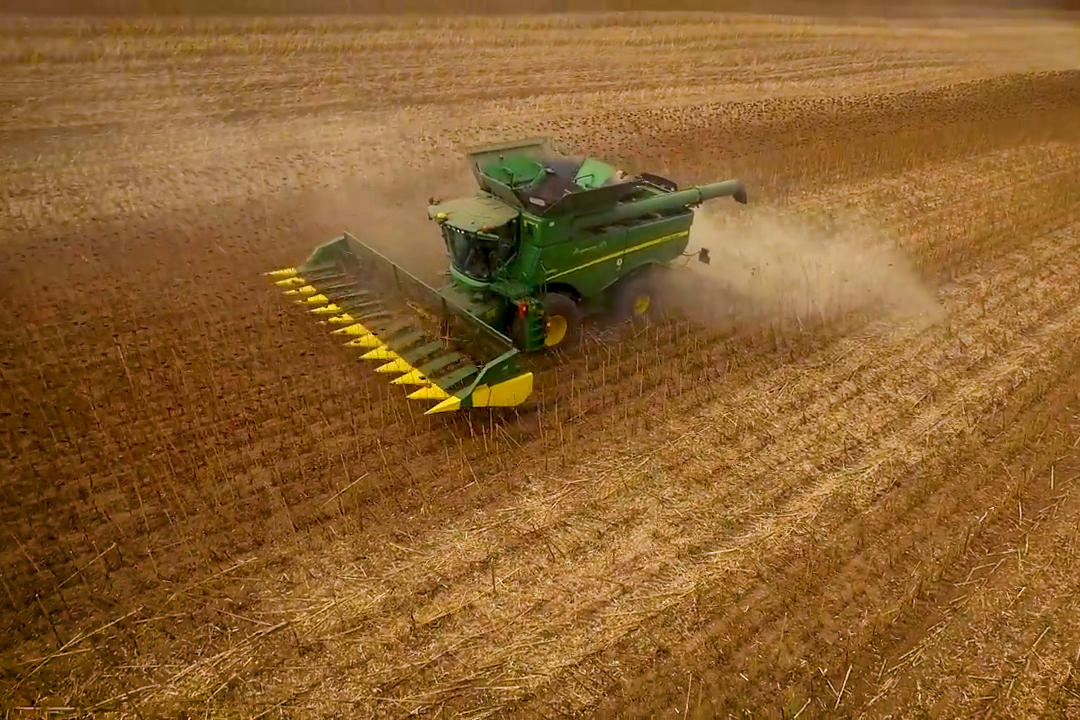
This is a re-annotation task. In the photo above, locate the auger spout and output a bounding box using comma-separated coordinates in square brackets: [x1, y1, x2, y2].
[573, 180, 747, 230]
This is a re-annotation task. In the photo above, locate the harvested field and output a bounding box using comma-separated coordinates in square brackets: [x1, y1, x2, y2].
[2, 10, 1080, 719]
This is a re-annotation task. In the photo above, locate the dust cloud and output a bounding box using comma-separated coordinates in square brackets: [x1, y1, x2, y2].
[295, 153, 478, 284]
[660, 204, 944, 334]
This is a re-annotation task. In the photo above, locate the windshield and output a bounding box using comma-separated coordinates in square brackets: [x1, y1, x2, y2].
[443, 221, 518, 281]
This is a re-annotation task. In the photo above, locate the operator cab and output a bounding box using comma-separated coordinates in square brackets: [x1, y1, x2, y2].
[428, 196, 521, 283]
[443, 218, 518, 281]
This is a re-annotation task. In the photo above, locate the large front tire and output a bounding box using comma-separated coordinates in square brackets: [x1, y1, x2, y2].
[540, 292, 582, 350]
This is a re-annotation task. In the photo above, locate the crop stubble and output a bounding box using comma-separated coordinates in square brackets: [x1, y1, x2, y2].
[2, 12, 1080, 719]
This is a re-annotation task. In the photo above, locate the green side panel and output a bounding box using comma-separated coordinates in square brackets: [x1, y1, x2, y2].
[544, 226, 625, 291]
[618, 215, 695, 278]
[533, 213, 694, 299]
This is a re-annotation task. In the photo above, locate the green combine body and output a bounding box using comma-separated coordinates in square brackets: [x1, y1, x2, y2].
[266, 138, 748, 414]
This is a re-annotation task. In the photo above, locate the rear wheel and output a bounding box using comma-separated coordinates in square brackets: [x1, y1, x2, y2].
[540, 292, 582, 350]
[612, 270, 660, 324]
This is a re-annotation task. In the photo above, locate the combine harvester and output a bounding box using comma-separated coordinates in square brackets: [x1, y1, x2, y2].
[266, 138, 747, 414]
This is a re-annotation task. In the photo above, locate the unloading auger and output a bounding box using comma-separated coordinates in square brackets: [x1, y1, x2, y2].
[266, 138, 748, 414]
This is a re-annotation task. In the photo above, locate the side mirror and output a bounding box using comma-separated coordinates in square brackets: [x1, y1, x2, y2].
[698, 248, 711, 265]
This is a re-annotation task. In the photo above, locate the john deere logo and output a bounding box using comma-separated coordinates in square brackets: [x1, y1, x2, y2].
[574, 241, 605, 255]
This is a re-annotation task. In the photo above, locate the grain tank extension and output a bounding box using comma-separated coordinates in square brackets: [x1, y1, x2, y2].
[266, 138, 748, 414]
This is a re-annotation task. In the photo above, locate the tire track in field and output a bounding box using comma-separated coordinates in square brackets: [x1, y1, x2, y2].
[850, 429, 1080, 717]
[676, 269, 1080, 700]
[580, 279, 1080, 718]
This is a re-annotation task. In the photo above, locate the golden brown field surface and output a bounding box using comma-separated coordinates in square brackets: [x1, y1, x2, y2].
[2, 11, 1080, 719]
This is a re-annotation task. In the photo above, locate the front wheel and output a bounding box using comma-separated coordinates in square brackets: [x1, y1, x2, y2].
[539, 292, 582, 350]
